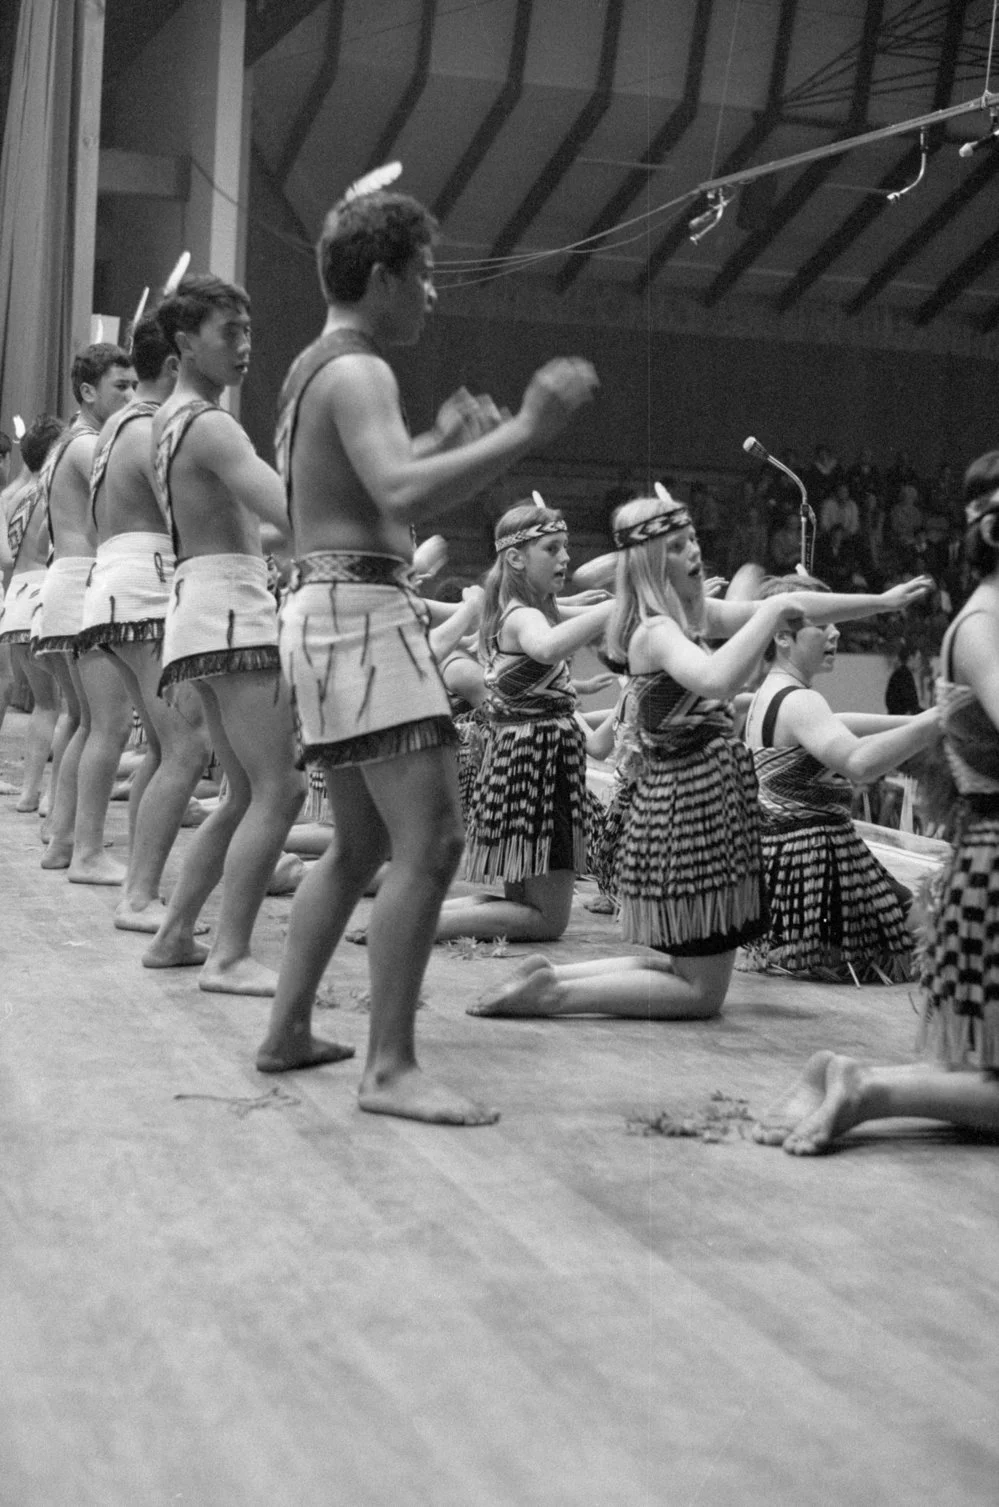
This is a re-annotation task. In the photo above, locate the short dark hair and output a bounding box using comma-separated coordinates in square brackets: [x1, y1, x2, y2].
[317, 191, 437, 304]
[20, 414, 65, 473]
[130, 311, 175, 382]
[156, 273, 250, 354]
[0, 430, 11, 459]
[70, 343, 133, 403]
[758, 572, 831, 661]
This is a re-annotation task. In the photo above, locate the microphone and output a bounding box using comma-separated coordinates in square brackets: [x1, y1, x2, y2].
[959, 132, 999, 159]
[742, 436, 812, 518]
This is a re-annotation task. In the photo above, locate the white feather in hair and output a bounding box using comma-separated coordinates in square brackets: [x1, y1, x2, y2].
[340, 160, 403, 204]
[531, 490, 546, 509]
[163, 251, 191, 296]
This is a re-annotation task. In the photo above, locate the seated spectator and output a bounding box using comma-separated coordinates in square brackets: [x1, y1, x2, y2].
[887, 482, 924, 564]
[884, 643, 922, 715]
[819, 480, 860, 537]
[803, 443, 843, 510]
[846, 445, 882, 502]
[885, 448, 921, 507]
[768, 514, 803, 574]
[689, 480, 722, 566]
[857, 488, 886, 584]
[813, 524, 869, 592]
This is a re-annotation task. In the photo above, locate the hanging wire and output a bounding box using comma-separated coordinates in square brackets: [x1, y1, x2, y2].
[985, 0, 999, 95]
[707, 0, 743, 181]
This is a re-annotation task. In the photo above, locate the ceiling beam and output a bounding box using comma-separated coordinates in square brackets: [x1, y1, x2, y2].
[250, 140, 314, 246]
[361, 0, 437, 175]
[634, 0, 799, 296]
[702, 0, 884, 308]
[101, 0, 188, 82]
[915, 225, 999, 325]
[486, 0, 625, 263]
[274, 2, 345, 187]
[244, 0, 328, 69]
[554, 0, 713, 295]
[846, 145, 999, 315]
[775, 0, 969, 314]
[432, 0, 532, 223]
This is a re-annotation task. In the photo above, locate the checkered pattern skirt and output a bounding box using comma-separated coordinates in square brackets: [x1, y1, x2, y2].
[920, 810, 999, 1068]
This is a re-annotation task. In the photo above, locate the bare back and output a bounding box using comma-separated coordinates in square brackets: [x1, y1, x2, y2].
[286, 346, 413, 560]
[152, 393, 263, 561]
[48, 432, 98, 559]
[95, 411, 166, 541]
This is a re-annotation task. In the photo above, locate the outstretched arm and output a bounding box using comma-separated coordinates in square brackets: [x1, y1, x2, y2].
[780, 692, 940, 783]
[705, 576, 934, 638]
[505, 600, 613, 665]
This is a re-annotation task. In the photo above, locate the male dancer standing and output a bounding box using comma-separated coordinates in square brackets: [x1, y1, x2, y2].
[75, 311, 211, 924]
[33, 344, 136, 874]
[141, 275, 306, 995]
[257, 188, 598, 1123]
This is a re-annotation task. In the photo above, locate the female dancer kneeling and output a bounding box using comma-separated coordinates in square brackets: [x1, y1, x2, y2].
[742, 574, 941, 981]
[473, 493, 931, 1020]
[754, 453, 999, 1153]
[433, 501, 612, 942]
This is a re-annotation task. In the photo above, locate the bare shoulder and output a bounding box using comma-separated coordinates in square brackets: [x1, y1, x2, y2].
[312, 349, 396, 408]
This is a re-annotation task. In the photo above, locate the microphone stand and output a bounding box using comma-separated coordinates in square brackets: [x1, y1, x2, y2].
[766, 454, 814, 574]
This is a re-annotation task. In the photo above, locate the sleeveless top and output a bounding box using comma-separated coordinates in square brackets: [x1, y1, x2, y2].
[628, 638, 734, 760]
[274, 327, 382, 520]
[6, 477, 42, 567]
[936, 609, 999, 796]
[748, 681, 852, 824]
[152, 398, 219, 559]
[37, 417, 92, 557]
[482, 605, 576, 723]
[90, 400, 161, 528]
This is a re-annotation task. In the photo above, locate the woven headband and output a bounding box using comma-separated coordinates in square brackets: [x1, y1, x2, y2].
[495, 518, 566, 552]
[965, 487, 999, 526]
[613, 508, 692, 551]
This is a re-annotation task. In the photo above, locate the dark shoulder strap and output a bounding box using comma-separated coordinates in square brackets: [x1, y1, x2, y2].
[153, 398, 218, 556]
[274, 328, 382, 513]
[90, 400, 160, 526]
[761, 683, 805, 747]
[37, 420, 89, 557]
[6, 478, 41, 570]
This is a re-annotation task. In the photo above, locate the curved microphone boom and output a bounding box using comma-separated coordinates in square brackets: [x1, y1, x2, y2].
[743, 435, 814, 572]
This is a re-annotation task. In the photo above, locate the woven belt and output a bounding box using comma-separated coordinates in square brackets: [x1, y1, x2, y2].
[287, 551, 416, 591]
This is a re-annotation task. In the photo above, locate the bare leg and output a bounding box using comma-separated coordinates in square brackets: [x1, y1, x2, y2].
[433, 870, 576, 943]
[40, 652, 85, 868]
[257, 765, 382, 1072]
[0, 643, 16, 763]
[67, 649, 133, 884]
[358, 748, 498, 1123]
[765, 1057, 999, 1156]
[110, 646, 210, 931]
[11, 648, 59, 811]
[470, 949, 734, 1019]
[147, 671, 304, 994]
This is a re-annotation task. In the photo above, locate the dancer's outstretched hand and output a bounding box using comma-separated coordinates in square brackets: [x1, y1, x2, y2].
[433, 388, 504, 449]
[879, 575, 935, 612]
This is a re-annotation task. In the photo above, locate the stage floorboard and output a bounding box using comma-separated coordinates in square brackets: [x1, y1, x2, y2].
[1, 711, 995, 1507]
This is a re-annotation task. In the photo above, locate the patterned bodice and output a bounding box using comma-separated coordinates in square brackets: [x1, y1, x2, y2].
[935, 608, 999, 796]
[628, 666, 734, 759]
[6, 478, 41, 562]
[753, 744, 852, 822]
[483, 608, 576, 723]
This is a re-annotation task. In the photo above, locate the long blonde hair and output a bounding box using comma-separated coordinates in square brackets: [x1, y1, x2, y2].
[478, 501, 566, 656]
[606, 495, 701, 664]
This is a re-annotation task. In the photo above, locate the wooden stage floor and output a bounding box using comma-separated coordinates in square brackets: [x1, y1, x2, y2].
[1, 710, 996, 1507]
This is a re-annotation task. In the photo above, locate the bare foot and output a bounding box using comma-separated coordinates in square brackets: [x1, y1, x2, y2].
[0, 779, 19, 796]
[468, 955, 559, 1017]
[345, 928, 367, 945]
[198, 958, 279, 997]
[752, 1051, 835, 1147]
[256, 1027, 356, 1073]
[67, 853, 127, 886]
[359, 1065, 499, 1125]
[783, 1055, 866, 1156]
[583, 892, 616, 914]
[40, 841, 73, 870]
[15, 794, 39, 813]
[39, 792, 51, 819]
[115, 901, 210, 936]
[142, 936, 210, 969]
